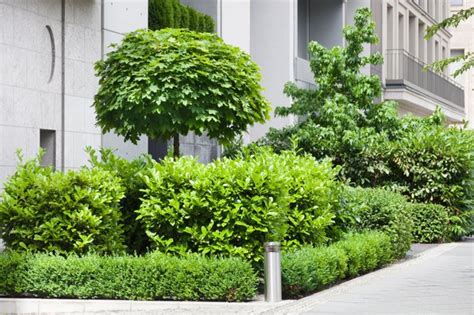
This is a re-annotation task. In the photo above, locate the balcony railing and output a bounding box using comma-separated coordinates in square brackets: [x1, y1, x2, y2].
[385, 49, 464, 108]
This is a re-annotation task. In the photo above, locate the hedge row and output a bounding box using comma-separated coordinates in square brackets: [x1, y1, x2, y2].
[282, 231, 394, 298]
[340, 187, 413, 257]
[149, 0, 215, 33]
[0, 252, 257, 302]
[1, 232, 396, 301]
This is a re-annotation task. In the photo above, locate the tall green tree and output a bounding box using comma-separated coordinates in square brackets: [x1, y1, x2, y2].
[94, 29, 270, 157]
[425, 7, 474, 77]
[262, 8, 400, 185]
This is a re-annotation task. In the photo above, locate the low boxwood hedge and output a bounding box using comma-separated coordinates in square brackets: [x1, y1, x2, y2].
[282, 231, 395, 298]
[0, 252, 257, 302]
[339, 187, 413, 258]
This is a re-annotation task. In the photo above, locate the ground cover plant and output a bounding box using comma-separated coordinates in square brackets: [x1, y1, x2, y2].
[0, 251, 257, 302]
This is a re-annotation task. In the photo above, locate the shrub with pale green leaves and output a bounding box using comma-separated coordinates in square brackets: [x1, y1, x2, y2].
[87, 148, 154, 254]
[0, 154, 125, 254]
[137, 149, 341, 265]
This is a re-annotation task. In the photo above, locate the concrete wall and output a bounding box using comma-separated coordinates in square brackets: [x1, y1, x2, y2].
[101, 0, 148, 160]
[246, 0, 295, 143]
[0, 0, 102, 189]
[64, 1, 102, 170]
[309, 0, 344, 48]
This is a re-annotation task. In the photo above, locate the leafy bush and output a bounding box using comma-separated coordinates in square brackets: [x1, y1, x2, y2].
[87, 148, 154, 253]
[1, 252, 256, 301]
[340, 187, 413, 258]
[149, 0, 215, 33]
[0, 154, 125, 254]
[282, 231, 394, 298]
[408, 203, 449, 243]
[137, 149, 341, 265]
[389, 121, 474, 239]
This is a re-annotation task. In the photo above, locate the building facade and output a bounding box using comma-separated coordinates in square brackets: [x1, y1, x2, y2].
[0, 0, 468, 190]
[0, 0, 147, 189]
[449, 0, 473, 127]
[184, 0, 465, 142]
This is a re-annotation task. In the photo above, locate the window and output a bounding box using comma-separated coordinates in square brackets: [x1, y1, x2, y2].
[450, 0, 463, 6]
[387, 4, 394, 50]
[40, 129, 56, 169]
[398, 13, 405, 50]
[450, 49, 465, 84]
[418, 21, 426, 62]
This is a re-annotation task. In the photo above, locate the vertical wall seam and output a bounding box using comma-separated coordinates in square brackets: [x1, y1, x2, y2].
[100, 0, 104, 149]
[61, 0, 65, 172]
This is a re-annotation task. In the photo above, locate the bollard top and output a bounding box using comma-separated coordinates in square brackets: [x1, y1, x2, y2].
[264, 242, 281, 252]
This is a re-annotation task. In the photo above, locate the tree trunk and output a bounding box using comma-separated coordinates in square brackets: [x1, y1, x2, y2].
[173, 133, 180, 159]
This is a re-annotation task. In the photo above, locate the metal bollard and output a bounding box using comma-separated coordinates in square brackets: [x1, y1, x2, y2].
[264, 242, 282, 302]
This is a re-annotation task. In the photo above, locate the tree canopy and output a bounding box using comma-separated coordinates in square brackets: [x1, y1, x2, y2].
[94, 28, 270, 156]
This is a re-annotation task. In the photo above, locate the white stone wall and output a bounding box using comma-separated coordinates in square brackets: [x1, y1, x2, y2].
[101, 0, 149, 160]
[0, 0, 102, 189]
[64, 0, 102, 170]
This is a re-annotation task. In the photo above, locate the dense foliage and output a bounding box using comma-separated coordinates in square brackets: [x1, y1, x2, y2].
[0, 251, 257, 302]
[257, 8, 474, 237]
[340, 187, 413, 258]
[149, 0, 215, 33]
[409, 203, 449, 243]
[282, 231, 394, 298]
[0, 153, 125, 254]
[137, 149, 341, 265]
[87, 148, 154, 253]
[94, 28, 270, 156]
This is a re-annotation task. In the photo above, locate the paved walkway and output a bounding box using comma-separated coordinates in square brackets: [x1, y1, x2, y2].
[270, 239, 474, 315]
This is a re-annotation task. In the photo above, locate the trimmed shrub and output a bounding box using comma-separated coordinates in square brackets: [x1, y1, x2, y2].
[335, 232, 393, 277]
[409, 203, 449, 243]
[137, 149, 341, 265]
[0, 251, 22, 295]
[149, 0, 215, 33]
[282, 231, 394, 298]
[2, 252, 256, 302]
[0, 154, 125, 254]
[340, 187, 413, 258]
[87, 148, 154, 254]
